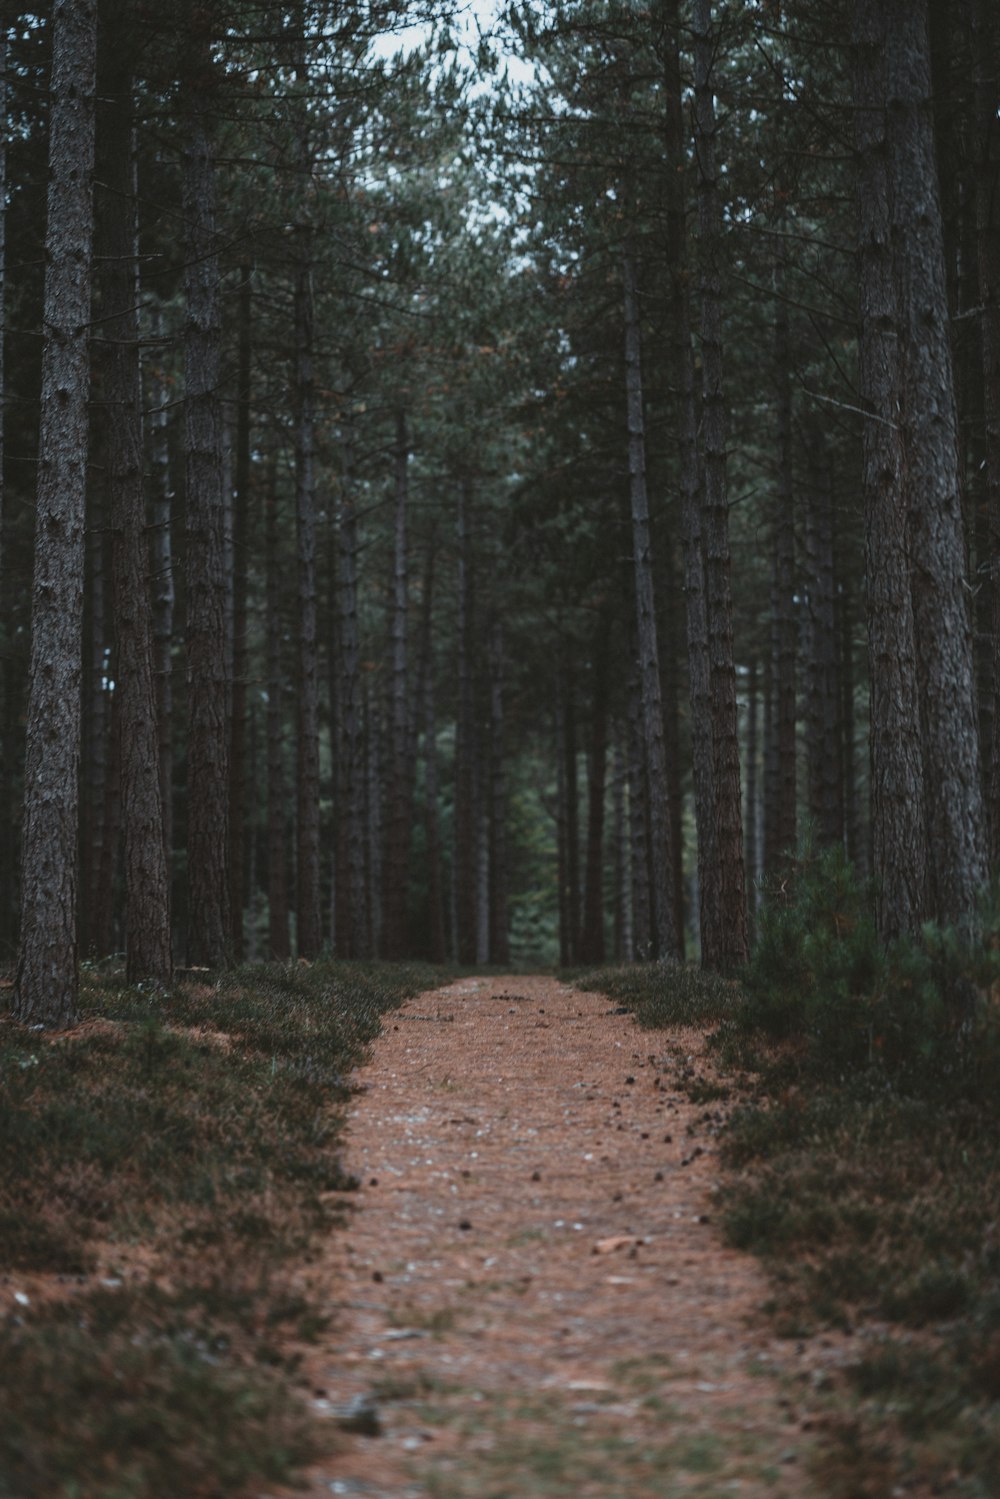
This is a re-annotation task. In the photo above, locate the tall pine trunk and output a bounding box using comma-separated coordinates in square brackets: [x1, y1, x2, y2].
[766, 247, 797, 871]
[853, 0, 986, 938]
[804, 424, 843, 848]
[229, 266, 252, 958]
[148, 307, 175, 874]
[294, 255, 321, 956]
[383, 410, 413, 957]
[14, 0, 97, 1026]
[579, 619, 609, 966]
[338, 423, 368, 957]
[488, 615, 510, 964]
[972, 0, 1000, 866]
[97, 27, 171, 984]
[454, 478, 477, 964]
[622, 235, 679, 961]
[182, 33, 230, 966]
[265, 468, 290, 959]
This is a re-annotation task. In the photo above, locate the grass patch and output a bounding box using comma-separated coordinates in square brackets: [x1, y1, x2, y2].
[596, 853, 1000, 1496]
[570, 962, 741, 1030]
[1, 957, 447, 1498]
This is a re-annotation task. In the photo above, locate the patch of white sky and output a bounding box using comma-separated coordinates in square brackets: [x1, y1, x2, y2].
[369, 0, 538, 94]
[367, 1, 547, 241]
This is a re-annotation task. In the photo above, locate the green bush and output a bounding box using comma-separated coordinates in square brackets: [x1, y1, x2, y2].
[738, 848, 1000, 1085]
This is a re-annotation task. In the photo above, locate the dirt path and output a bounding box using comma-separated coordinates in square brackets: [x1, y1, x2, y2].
[278, 975, 828, 1498]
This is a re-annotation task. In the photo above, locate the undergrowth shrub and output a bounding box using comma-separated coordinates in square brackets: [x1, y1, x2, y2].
[735, 845, 1000, 1088]
[711, 854, 1000, 1497]
[571, 962, 740, 1029]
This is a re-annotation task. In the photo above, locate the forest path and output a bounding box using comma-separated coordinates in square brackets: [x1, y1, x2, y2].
[275, 974, 833, 1499]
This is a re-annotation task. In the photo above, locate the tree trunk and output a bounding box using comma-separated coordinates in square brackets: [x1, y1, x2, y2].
[148, 306, 175, 875]
[612, 731, 630, 961]
[383, 410, 413, 957]
[81, 462, 113, 956]
[265, 469, 290, 960]
[853, 0, 987, 936]
[338, 423, 368, 957]
[294, 256, 321, 956]
[488, 615, 510, 964]
[97, 26, 171, 985]
[229, 265, 252, 959]
[14, 0, 97, 1027]
[766, 247, 797, 871]
[622, 235, 679, 961]
[365, 684, 383, 956]
[454, 477, 477, 964]
[972, 0, 1000, 867]
[804, 423, 844, 848]
[745, 655, 760, 938]
[579, 616, 610, 966]
[418, 532, 446, 962]
[182, 34, 230, 967]
[626, 655, 652, 960]
[557, 653, 582, 963]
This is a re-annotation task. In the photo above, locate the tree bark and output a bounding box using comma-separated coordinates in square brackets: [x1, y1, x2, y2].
[182, 31, 230, 966]
[14, 0, 97, 1026]
[97, 21, 171, 985]
[766, 247, 797, 871]
[804, 423, 843, 848]
[853, 0, 987, 937]
[622, 235, 679, 961]
[454, 477, 477, 964]
[626, 654, 652, 960]
[264, 467, 290, 960]
[229, 265, 252, 959]
[148, 306, 175, 875]
[338, 422, 368, 957]
[579, 619, 609, 966]
[971, 0, 1000, 867]
[294, 255, 321, 956]
[488, 615, 510, 964]
[417, 532, 446, 962]
[383, 409, 413, 957]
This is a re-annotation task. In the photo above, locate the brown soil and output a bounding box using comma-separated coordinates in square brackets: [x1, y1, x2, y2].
[276, 974, 849, 1499]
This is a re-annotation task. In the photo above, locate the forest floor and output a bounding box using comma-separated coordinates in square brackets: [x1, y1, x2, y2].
[270, 973, 858, 1499]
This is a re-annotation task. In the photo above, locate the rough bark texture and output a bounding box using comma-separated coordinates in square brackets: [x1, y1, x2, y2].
[182, 39, 230, 966]
[417, 535, 446, 963]
[972, 0, 1000, 866]
[622, 236, 679, 961]
[338, 425, 368, 958]
[148, 307, 175, 880]
[294, 258, 321, 956]
[766, 249, 797, 872]
[14, 0, 97, 1027]
[229, 266, 252, 958]
[81, 462, 113, 956]
[488, 616, 510, 965]
[383, 411, 413, 958]
[97, 29, 172, 985]
[454, 478, 477, 965]
[579, 620, 609, 967]
[691, 0, 748, 970]
[556, 655, 582, 965]
[265, 473, 290, 960]
[804, 424, 844, 848]
[853, 0, 987, 936]
[626, 656, 651, 960]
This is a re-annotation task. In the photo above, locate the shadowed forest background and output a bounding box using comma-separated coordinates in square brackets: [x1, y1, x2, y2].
[2, 0, 998, 1022]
